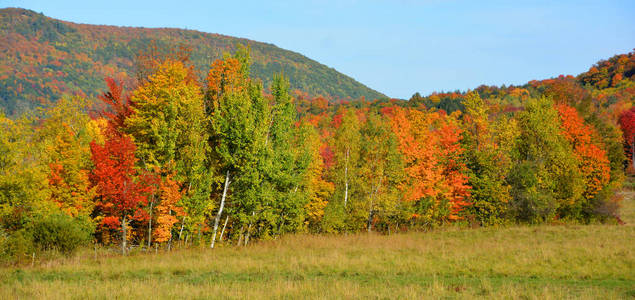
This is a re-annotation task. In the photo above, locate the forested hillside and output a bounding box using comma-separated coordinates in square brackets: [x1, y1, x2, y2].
[0, 8, 386, 115]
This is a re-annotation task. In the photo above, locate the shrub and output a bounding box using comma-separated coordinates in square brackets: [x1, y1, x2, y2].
[0, 228, 35, 264]
[28, 214, 94, 254]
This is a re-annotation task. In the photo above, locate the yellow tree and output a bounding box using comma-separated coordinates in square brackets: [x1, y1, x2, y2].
[39, 97, 96, 217]
[301, 123, 334, 232]
[126, 59, 210, 245]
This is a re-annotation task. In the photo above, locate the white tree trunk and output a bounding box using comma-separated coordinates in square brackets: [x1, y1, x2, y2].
[219, 215, 229, 242]
[179, 216, 186, 241]
[121, 214, 127, 255]
[237, 226, 244, 246]
[244, 211, 256, 246]
[147, 198, 153, 250]
[344, 147, 349, 208]
[167, 210, 173, 251]
[211, 170, 231, 249]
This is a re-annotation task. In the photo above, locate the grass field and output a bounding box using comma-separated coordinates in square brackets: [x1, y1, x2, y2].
[1, 187, 633, 299]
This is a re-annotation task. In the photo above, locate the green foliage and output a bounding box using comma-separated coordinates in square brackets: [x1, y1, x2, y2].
[28, 213, 94, 254]
[0, 228, 34, 263]
[326, 109, 363, 232]
[0, 113, 52, 231]
[461, 92, 515, 225]
[357, 112, 405, 231]
[511, 97, 585, 222]
[0, 213, 93, 263]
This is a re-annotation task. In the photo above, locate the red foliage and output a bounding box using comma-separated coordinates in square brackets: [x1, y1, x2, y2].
[320, 144, 335, 170]
[89, 133, 156, 225]
[97, 77, 134, 134]
[619, 107, 635, 170]
[332, 111, 344, 129]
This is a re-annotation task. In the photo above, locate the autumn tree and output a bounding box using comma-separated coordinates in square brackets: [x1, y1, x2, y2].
[38, 97, 95, 218]
[358, 111, 404, 232]
[461, 92, 515, 225]
[322, 108, 362, 232]
[556, 104, 611, 220]
[0, 113, 52, 231]
[206, 46, 270, 247]
[126, 59, 210, 245]
[619, 107, 635, 171]
[89, 133, 155, 254]
[153, 174, 184, 246]
[301, 123, 334, 232]
[510, 97, 584, 222]
[389, 107, 470, 225]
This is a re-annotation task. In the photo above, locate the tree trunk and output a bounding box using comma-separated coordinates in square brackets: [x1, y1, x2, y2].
[367, 175, 382, 233]
[121, 214, 127, 255]
[344, 147, 349, 208]
[237, 226, 244, 246]
[147, 199, 153, 250]
[168, 210, 173, 251]
[367, 207, 374, 233]
[211, 170, 231, 249]
[245, 222, 253, 246]
[277, 213, 285, 236]
[219, 215, 229, 242]
[142, 159, 155, 251]
[244, 211, 255, 246]
[178, 216, 186, 241]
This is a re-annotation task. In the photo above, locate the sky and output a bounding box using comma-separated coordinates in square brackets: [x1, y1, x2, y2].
[3, 0, 634, 99]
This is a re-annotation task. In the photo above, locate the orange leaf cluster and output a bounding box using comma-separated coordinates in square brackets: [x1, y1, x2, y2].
[153, 175, 184, 243]
[556, 104, 610, 198]
[389, 107, 470, 221]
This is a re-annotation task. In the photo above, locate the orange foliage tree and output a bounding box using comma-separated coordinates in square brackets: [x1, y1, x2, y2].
[389, 107, 470, 224]
[556, 104, 611, 199]
[153, 174, 184, 244]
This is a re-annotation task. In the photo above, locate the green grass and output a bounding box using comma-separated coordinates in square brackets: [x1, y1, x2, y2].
[1, 190, 633, 299]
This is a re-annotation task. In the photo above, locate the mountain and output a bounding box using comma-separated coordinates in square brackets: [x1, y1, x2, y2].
[0, 8, 386, 115]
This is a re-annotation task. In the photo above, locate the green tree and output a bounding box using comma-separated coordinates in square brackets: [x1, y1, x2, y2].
[125, 59, 210, 246]
[461, 92, 515, 225]
[0, 113, 52, 231]
[510, 96, 584, 222]
[358, 111, 404, 232]
[207, 46, 269, 247]
[263, 74, 311, 236]
[323, 109, 362, 232]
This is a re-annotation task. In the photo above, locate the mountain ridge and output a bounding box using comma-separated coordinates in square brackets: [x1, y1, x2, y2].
[0, 7, 387, 115]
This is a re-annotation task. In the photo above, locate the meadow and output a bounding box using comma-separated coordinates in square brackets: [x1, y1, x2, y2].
[0, 187, 632, 299]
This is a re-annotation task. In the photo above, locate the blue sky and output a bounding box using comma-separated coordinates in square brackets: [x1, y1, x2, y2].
[3, 0, 634, 98]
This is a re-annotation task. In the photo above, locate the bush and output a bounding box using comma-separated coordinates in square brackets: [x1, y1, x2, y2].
[0, 228, 35, 264]
[28, 214, 94, 254]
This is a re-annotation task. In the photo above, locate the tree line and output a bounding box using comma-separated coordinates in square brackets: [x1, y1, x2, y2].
[0, 46, 633, 262]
